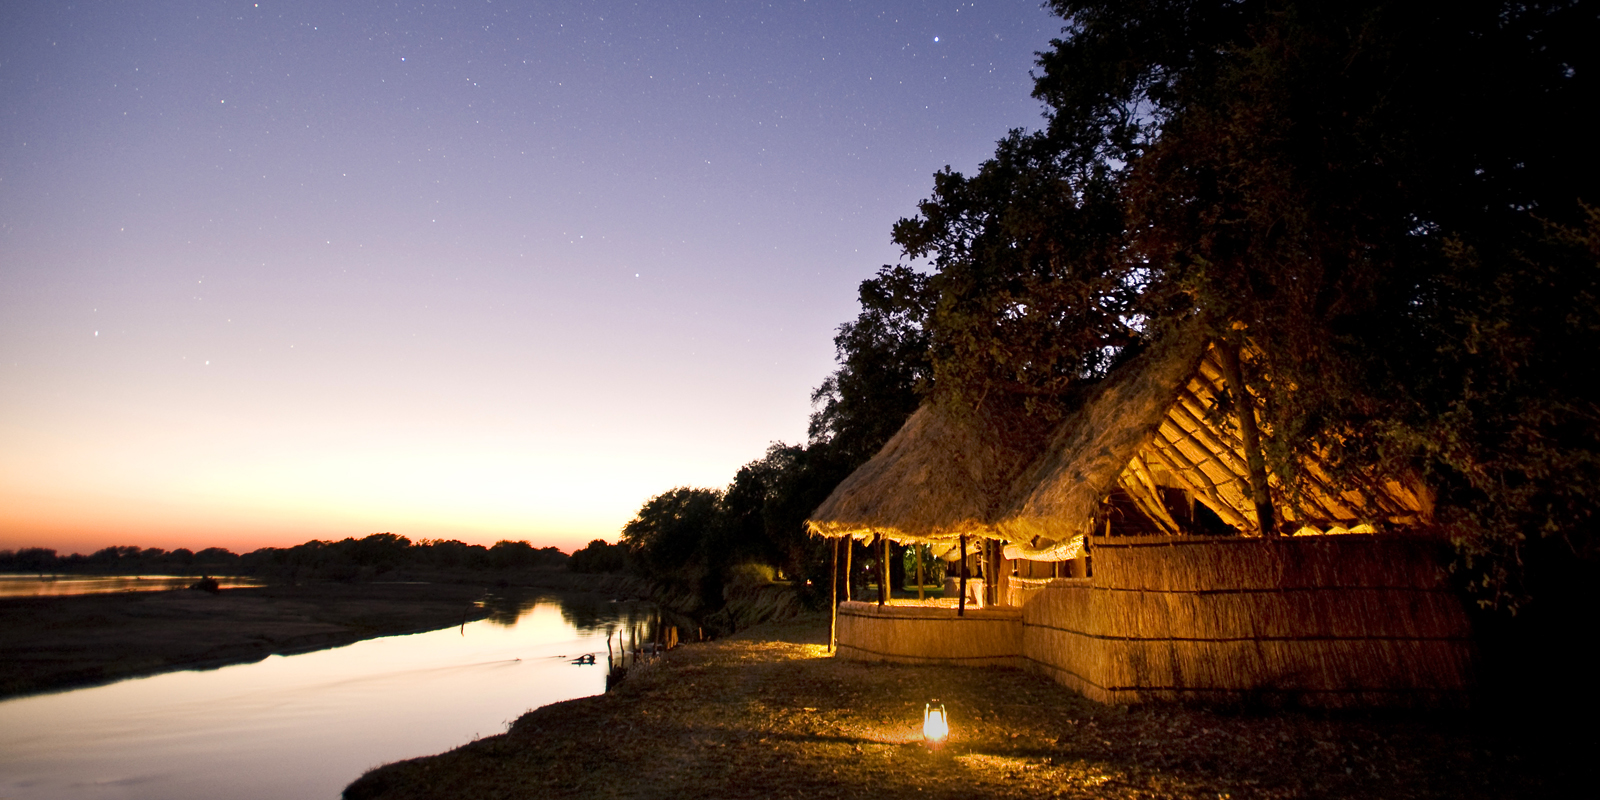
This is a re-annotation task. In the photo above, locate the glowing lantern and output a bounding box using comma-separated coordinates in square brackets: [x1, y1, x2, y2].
[923, 701, 949, 747]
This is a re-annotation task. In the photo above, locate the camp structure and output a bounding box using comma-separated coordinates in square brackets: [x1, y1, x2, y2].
[808, 321, 1475, 708]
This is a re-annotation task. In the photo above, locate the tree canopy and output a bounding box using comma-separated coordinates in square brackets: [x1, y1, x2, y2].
[855, 0, 1597, 608]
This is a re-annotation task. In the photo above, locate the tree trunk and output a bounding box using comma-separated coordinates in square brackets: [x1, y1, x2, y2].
[1219, 338, 1278, 536]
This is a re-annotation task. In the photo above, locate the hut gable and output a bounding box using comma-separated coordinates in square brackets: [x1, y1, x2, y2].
[1135, 353, 1431, 537]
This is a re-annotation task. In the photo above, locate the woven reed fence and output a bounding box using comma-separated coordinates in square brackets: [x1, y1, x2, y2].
[835, 601, 1023, 668]
[1022, 534, 1475, 708]
[1006, 575, 1053, 608]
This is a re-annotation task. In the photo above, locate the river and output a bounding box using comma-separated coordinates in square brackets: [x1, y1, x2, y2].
[0, 591, 659, 799]
[0, 574, 263, 598]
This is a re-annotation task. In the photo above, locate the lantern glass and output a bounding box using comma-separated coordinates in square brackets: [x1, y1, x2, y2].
[922, 702, 949, 744]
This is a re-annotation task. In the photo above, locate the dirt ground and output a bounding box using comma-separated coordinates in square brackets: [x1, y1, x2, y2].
[0, 582, 490, 699]
[345, 613, 1577, 799]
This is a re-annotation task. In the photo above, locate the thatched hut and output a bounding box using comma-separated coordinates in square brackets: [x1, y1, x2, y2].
[809, 321, 1475, 708]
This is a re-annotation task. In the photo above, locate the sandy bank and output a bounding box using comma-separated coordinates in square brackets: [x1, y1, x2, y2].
[345, 613, 1573, 800]
[0, 582, 492, 699]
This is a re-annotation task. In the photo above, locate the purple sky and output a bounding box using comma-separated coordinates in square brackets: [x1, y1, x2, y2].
[1, 1, 1060, 555]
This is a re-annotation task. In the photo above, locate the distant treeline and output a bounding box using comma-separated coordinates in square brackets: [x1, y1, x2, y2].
[1, 533, 567, 582]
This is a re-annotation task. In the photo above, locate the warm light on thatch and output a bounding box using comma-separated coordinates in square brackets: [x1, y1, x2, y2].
[923, 702, 949, 747]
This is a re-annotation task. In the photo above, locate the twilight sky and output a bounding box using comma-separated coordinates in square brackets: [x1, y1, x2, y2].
[1, 1, 1060, 555]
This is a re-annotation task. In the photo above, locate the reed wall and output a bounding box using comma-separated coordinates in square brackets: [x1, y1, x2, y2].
[835, 601, 1023, 668]
[1023, 535, 1475, 707]
[1006, 575, 1053, 608]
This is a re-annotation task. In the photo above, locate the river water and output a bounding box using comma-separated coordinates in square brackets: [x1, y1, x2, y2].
[0, 575, 263, 598]
[0, 591, 658, 799]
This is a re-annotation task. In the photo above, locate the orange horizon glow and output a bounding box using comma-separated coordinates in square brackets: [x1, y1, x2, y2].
[0, 380, 782, 557]
[0, 501, 609, 558]
[0, 513, 603, 559]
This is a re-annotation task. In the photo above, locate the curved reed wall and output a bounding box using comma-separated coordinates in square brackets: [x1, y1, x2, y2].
[835, 601, 1023, 667]
[1023, 535, 1475, 707]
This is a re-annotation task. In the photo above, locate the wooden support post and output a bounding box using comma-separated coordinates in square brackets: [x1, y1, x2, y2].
[1218, 338, 1278, 536]
[994, 539, 1004, 606]
[843, 539, 853, 602]
[829, 537, 838, 653]
[875, 533, 887, 605]
[916, 543, 925, 602]
[957, 534, 968, 617]
[980, 538, 989, 606]
[985, 537, 998, 604]
[984, 539, 995, 607]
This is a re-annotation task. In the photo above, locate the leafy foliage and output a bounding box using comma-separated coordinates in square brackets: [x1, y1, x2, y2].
[1401, 212, 1600, 606]
[891, 129, 1141, 414]
[567, 539, 626, 574]
[615, 444, 852, 613]
[808, 265, 931, 464]
[619, 487, 723, 600]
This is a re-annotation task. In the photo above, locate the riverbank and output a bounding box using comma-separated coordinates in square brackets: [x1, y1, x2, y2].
[0, 582, 493, 699]
[347, 613, 1575, 800]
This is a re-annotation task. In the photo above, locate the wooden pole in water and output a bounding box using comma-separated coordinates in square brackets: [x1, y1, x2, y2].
[829, 537, 839, 653]
[957, 534, 968, 617]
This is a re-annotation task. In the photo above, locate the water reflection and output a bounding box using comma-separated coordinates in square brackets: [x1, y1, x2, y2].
[0, 589, 658, 800]
[0, 574, 262, 598]
[478, 592, 657, 633]
[478, 591, 542, 626]
[556, 595, 657, 634]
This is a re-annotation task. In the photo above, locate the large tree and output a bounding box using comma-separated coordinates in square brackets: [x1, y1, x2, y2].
[866, 0, 1598, 607]
[619, 487, 723, 603]
[891, 128, 1141, 416]
[808, 264, 932, 465]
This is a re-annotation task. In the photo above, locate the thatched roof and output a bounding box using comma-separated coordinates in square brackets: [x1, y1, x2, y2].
[809, 317, 1430, 553]
[997, 325, 1212, 545]
[805, 392, 1056, 546]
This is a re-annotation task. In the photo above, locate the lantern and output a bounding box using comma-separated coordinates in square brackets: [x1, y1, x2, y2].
[923, 701, 949, 748]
